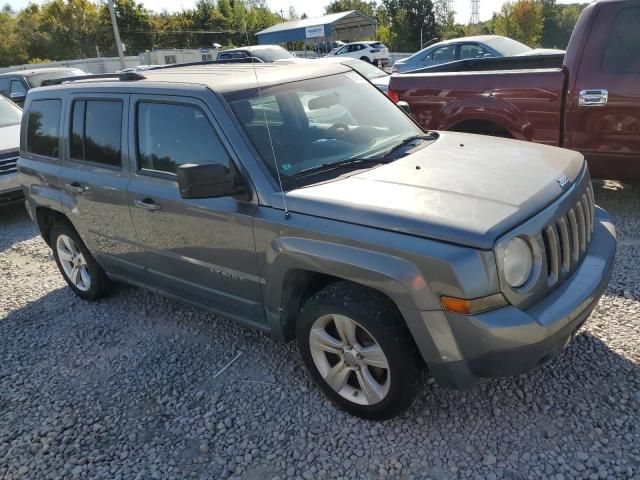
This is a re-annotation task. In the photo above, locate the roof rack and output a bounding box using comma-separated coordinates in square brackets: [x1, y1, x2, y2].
[145, 57, 264, 71]
[40, 71, 146, 87]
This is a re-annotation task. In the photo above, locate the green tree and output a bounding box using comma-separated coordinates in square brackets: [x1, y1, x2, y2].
[382, 0, 437, 51]
[493, 0, 544, 46]
[325, 0, 377, 18]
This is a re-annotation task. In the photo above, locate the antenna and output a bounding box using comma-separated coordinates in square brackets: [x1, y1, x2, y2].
[470, 0, 480, 24]
[242, 21, 290, 218]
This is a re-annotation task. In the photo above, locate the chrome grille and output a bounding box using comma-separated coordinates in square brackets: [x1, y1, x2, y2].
[541, 182, 595, 288]
[0, 152, 19, 176]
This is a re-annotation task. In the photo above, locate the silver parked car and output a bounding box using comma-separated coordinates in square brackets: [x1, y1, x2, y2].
[0, 96, 22, 206]
[392, 35, 563, 73]
[19, 63, 616, 419]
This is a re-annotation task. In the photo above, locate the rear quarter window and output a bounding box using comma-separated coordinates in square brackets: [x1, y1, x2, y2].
[602, 7, 640, 73]
[26, 99, 61, 158]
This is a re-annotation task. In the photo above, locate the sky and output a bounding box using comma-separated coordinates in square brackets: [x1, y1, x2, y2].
[4, 0, 571, 25]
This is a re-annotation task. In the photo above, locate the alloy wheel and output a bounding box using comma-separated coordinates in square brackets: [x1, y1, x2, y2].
[308, 314, 391, 405]
[56, 234, 91, 292]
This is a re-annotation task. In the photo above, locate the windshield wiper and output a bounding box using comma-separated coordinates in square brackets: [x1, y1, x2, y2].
[283, 157, 388, 183]
[374, 134, 435, 159]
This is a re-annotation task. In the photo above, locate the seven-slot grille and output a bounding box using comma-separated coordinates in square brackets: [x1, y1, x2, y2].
[541, 182, 595, 288]
[0, 151, 19, 177]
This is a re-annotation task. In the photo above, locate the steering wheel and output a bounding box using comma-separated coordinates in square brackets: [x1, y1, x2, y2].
[327, 122, 350, 139]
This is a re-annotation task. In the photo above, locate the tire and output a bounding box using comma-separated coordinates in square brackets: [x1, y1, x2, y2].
[296, 282, 424, 419]
[359, 56, 372, 63]
[50, 222, 115, 301]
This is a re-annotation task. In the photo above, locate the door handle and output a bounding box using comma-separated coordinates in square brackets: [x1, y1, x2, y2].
[134, 198, 161, 211]
[578, 89, 608, 107]
[65, 182, 87, 194]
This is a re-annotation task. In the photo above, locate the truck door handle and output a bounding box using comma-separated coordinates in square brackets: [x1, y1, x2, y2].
[134, 198, 161, 211]
[65, 182, 87, 194]
[579, 89, 608, 106]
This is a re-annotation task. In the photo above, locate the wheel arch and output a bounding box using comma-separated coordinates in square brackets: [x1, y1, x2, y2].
[261, 237, 439, 342]
[35, 206, 75, 247]
[448, 118, 515, 138]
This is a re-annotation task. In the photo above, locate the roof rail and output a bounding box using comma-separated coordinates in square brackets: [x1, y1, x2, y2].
[145, 57, 264, 71]
[40, 71, 146, 87]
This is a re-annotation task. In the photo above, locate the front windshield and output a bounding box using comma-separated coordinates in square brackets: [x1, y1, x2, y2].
[226, 72, 422, 187]
[485, 37, 531, 56]
[252, 47, 294, 62]
[348, 60, 388, 80]
[27, 69, 87, 87]
[0, 97, 22, 127]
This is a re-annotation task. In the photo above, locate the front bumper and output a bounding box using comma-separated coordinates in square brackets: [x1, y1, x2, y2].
[404, 207, 616, 389]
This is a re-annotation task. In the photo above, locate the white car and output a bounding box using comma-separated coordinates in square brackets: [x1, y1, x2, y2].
[330, 41, 390, 65]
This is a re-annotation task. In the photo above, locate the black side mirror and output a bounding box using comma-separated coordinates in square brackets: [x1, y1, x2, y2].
[397, 101, 411, 115]
[177, 163, 247, 199]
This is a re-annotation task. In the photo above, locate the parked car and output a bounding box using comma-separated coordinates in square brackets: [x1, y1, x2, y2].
[388, 0, 639, 183]
[19, 62, 616, 419]
[0, 67, 87, 107]
[330, 41, 390, 66]
[314, 40, 345, 55]
[0, 95, 23, 206]
[216, 45, 294, 62]
[282, 56, 391, 93]
[392, 35, 553, 73]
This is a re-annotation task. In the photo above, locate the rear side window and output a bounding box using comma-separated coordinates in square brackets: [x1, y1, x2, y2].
[69, 100, 123, 167]
[425, 45, 456, 62]
[26, 99, 61, 158]
[602, 7, 640, 73]
[137, 102, 231, 175]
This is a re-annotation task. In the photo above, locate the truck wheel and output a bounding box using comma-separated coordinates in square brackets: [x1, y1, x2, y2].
[296, 282, 423, 419]
[50, 223, 115, 301]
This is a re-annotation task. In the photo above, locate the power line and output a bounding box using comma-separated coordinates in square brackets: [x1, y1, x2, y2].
[470, 0, 480, 24]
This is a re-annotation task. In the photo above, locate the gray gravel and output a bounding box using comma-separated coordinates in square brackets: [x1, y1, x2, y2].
[1, 181, 639, 480]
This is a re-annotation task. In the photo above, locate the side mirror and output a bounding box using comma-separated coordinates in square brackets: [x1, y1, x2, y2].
[177, 163, 247, 199]
[397, 101, 411, 115]
[10, 92, 26, 104]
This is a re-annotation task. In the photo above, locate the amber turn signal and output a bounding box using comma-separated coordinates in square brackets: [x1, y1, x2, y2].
[440, 293, 507, 315]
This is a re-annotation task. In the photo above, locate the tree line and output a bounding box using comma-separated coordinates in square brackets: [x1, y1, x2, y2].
[0, 0, 587, 68]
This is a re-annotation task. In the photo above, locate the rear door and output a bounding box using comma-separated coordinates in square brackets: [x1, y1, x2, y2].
[126, 94, 264, 324]
[59, 93, 144, 279]
[569, 3, 640, 181]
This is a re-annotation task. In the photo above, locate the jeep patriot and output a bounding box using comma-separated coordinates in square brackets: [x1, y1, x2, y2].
[18, 63, 617, 419]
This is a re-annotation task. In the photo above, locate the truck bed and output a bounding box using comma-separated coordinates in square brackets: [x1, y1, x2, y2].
[406, 54, 566, 74]
[389, 62, 567, 147]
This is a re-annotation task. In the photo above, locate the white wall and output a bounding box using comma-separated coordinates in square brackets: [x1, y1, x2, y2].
[0, 56, 140, 74]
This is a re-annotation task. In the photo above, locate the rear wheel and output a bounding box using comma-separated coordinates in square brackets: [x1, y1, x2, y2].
[296, 282, 423, 419]
[50, 223, 115, 301]
[359, 56, 372, 63]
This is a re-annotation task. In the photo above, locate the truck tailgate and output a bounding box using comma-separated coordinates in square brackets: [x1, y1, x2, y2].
[390, 68, 567, 146]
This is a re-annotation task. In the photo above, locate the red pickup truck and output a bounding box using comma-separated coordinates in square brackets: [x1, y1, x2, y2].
[387, 0, 639, 183]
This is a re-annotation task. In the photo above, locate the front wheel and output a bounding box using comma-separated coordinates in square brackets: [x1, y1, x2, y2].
[296, 282, 423, 419]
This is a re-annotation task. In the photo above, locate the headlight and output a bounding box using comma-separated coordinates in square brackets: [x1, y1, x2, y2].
[502, 237, 533, 288]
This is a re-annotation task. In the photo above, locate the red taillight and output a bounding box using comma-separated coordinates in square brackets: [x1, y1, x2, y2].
[387, 89, 399, 103]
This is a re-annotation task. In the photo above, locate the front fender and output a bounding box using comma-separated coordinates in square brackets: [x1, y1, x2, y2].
[262, 236, 439, 339]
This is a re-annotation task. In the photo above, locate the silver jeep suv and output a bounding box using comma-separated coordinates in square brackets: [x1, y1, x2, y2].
[18, 63, 616, 419]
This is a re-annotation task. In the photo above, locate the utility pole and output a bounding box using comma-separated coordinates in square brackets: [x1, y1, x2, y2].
[107, 0, 126, 69]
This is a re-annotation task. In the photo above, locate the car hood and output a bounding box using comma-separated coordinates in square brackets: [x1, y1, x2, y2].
[0, 124, 20, 155]
[284, 132, 585, 249]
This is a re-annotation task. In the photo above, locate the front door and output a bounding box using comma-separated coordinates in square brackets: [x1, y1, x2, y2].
[59, 93, 144, 279]
[126, 94, 264, 325]
[569, 3, 640, 182]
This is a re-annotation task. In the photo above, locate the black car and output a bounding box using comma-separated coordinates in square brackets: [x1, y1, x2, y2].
[0, 67, 86, 107]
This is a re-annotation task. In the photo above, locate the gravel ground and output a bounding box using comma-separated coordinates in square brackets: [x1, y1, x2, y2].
[0, 182, 639, 480]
